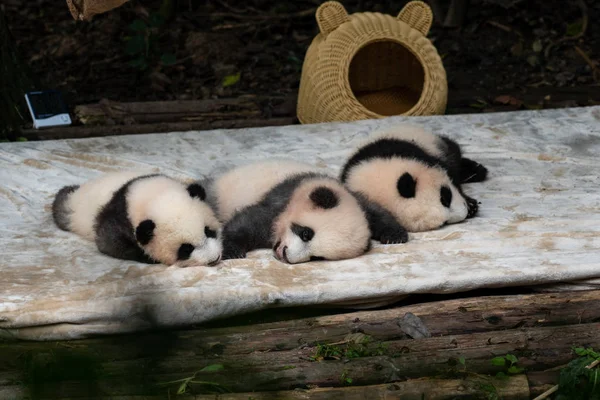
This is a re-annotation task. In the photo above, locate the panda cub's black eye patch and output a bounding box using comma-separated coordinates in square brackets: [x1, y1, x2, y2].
[440, 186, 452, 208]
[397, 173, 416, 198]
[292, 223, 315, 242]
[178, 243, 195, 260]
[187, 183, 206, 201]
[204, 226, 217, 238]
[309, 186, 338, 209]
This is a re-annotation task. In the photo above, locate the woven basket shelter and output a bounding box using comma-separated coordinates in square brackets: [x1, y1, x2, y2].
[297, 1, 447, 124]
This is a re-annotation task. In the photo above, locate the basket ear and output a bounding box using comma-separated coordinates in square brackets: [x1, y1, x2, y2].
[397, 1, 433, 36]
[316, 1, 350, 36]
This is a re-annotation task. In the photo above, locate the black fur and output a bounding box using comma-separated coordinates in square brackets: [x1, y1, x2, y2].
[353, 191, 409, 244]
[397, 172, 416, 198]
[94, 174, 161, 264]
[187, 183, 206, 200]
[341, 134, 488, 187]
[309, 186, 338, 209]
[440, 186, 452, 208]
[135, 219, 155, 245]
[204, 226, 217, 238]
[291, 223, 314, 242]
[460, 158, 488, 183]
[177, 243, 194, 260]
[340, 138, 447, 183]
[52, 185, 79, 231]
[221, 172, 326, 260]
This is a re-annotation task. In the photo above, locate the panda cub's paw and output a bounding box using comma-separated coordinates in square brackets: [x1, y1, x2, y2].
[378, 227, 409, 244]
[465, 196, 479, 219]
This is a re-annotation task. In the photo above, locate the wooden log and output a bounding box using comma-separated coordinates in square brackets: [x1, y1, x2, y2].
[2, 290, 600, 359]
[1, 322, 598, 397]
[15, 377, 529, 400]
[21, 117, 297, 141]
[74, 98, 266, 125]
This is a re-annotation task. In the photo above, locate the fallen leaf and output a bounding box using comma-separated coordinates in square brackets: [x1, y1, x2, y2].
[344, 333, 369, 344]
[222, 72, 241, 87]
[494, 95, 523, 107]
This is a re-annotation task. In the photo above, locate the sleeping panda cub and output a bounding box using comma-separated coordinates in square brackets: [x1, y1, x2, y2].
[340, 125, 488, 232]
[207, 160, 408, 264]
[52, 171, 222, 267]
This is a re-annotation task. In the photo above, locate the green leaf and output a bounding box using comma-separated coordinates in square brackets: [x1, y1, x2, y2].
[458, 357, 466, 366]
[495, 371, 508, 380]
[345, 377, 353, 384]
[176, 379, 190, 394]
[566, 20, 583, 37]
[505, 354, 518, 364]
[200, 364, 224, 372]
[160, 53, 177, 66]
[16, 137, 27, 142]
[125, 35, 146, 55]
[508, 365, 524, 374]
[129, 19, 147, 32]
[491, 357, 507, 366]
[575, 347, 587, 356]
[222, 72, 241, 87]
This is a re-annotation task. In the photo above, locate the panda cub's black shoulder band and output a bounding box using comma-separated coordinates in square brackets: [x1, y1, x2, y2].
[340, 138, 447, 182]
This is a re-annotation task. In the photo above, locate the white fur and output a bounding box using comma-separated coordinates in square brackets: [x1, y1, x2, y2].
[272, 178, 371, 263]
[214, 160, 371, 263]
[346, 158, 467, 232]
[65, 171, 222, 267]
[213, 159, 322, 222]
[126, 176, 222, 267]
[67, 170, 145, 240]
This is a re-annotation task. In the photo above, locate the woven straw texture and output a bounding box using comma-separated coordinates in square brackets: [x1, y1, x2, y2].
[66, 0, 129, 20]
[297, 1, 447, 124]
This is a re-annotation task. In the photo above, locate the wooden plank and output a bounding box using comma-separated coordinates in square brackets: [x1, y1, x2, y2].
[21, 117, 297, 140]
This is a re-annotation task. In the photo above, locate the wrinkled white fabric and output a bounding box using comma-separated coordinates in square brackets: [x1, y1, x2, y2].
[1, 106, 600, 341]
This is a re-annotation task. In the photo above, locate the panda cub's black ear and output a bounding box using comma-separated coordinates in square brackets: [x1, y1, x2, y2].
[136, 219, 156, 245]
[397, 173, 416, 198]
[187, 183, 206, 201]
[310, 186, 339, 209]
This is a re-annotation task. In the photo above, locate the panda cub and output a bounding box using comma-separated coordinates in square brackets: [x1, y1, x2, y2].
[340, 125, 488, 232]
[207, 160, 408, 264]
[52, 171, 223, 267]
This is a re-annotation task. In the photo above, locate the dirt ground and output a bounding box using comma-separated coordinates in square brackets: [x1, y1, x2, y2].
[4, 0, 600, 116]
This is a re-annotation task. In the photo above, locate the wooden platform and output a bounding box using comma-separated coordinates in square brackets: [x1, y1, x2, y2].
[2, 289, 600, 399]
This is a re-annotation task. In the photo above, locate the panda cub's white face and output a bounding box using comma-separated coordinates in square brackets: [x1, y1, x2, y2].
[128, 178, 223, 267]
[272, 179, 371, 264]
[346, 158, 469, 232]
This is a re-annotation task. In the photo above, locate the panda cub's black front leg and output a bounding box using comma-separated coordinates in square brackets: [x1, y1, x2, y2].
[221, 204, 275, 260]
[353, 192, 409, 244]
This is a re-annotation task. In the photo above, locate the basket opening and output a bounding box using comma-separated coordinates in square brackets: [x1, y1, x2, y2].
[349, 41, 425, 116]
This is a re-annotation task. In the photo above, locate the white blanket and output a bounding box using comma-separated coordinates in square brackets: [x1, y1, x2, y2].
[1, 106, 600, 341]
